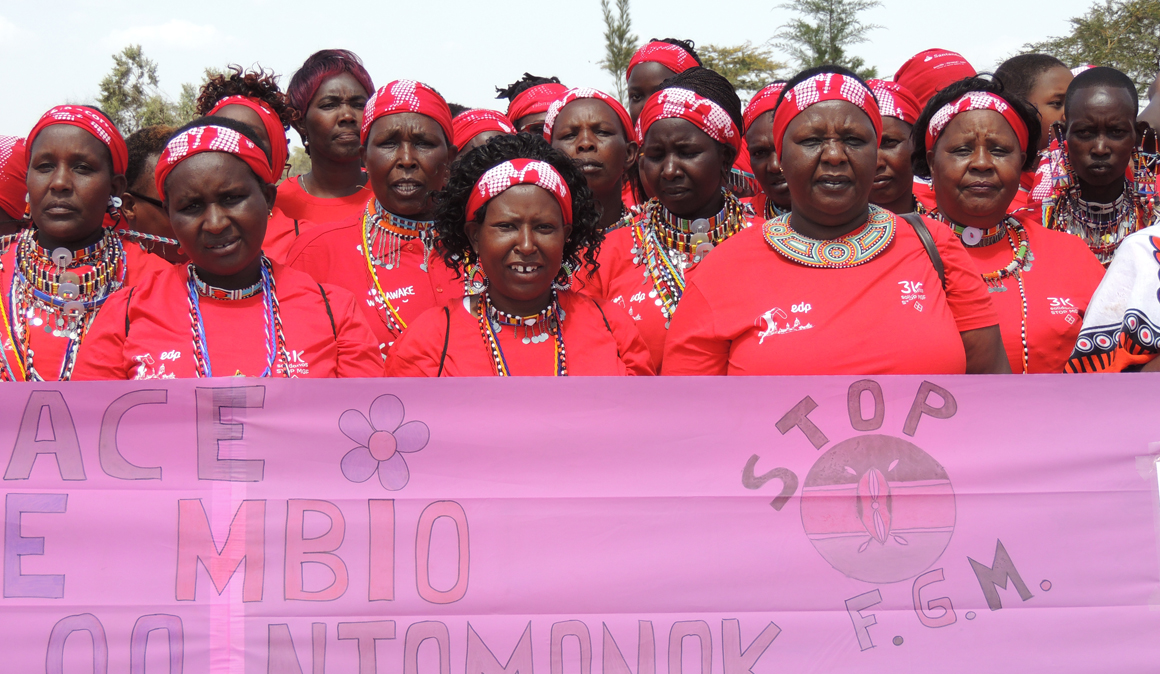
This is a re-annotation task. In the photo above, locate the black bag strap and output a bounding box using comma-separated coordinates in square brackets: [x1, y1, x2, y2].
[901, 213, 946, 290]
[293, 219, 300, 236]
[124, 288, 135, 336]
[437, 306, 451, 377]
[316, 284, 337, 340]
[591, 299, 623, 360]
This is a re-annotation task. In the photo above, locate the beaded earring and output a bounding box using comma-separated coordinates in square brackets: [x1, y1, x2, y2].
[552, 262, 573, 291]
[106, 195, 123, 221]
[465, 258, 488, 295]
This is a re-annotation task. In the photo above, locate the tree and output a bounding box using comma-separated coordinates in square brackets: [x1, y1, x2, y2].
[701, 42, 786, 99]
[286, 147, 311, 183]
[773, 0, 881, 79]
[1022, 0, 1160, 97]
[598, 0, 639, 105]
[96, 45, 204, 134]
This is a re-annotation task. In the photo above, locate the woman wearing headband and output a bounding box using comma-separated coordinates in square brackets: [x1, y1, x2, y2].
[452, 109, 516, 153]
[73, 117, 381, 380]
[913, 76, 1104, 373]
[663, 66, 1008, 375]
[496, 73, 568, 135]
[743, 81, 792, 219]
[866, 79, 923, 215]
[385, 134, 651, 376]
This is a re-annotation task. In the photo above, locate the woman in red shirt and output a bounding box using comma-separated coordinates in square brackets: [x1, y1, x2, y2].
[73, 117, 381, 380]
[452, 109, 515, 154]
[743, 81, 791, 219]
[866, 80, 923, 216]
[495, 74, 568, 135]
[581, 68, 756, 372]
[663, 66, 1008, 376]
[912, 77, 1105, 373]
[285, 80, 462, 357]
[0, 135, 26, 238]
[544, 88, 639, 230]
[385, 134, 652, 376]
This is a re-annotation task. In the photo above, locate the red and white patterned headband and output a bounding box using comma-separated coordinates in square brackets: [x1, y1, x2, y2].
[543, 87, 635, 142]
[636, 87, 741, 153]
[362, 80, 454, 147]
[771, 73, 882, 157]
[466, 159, 572, 225]
[626, 42, 696, 81]
[155, 125, 273, 200]
[28, 105, 128, 175]
[926, 91, 1029, 152]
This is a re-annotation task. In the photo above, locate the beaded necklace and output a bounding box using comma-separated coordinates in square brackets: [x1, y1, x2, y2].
[190, 266, 264, 300]
[763, 205, 896, 269]
[631, 191, 747, 327]
[0, 228, 125, 381]
[184, 256, 291, 378]
[117, 228, 180, 249]
[360, 199, 434, 334]
[764, 198, 789, 220]
[475, 292, 567, 376]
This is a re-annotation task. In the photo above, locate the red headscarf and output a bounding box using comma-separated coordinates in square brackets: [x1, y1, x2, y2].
[926, 91, 1029, 152]
[466, 159, 572, 225]
[207, 96, 288, 184]
[154, 124, 274, 201]
[27, 105, 128, 175]
[893, 49, 976, 109]
[452, 109, 516, 149]
[772, 73, 882, 157]
[506, 83, 569, 125]
[0, 136, 26, 220]
[626, 42, 697, 81]
[636, 87, 741, 154]
[867, 79, 922, 125]
[742, 82, 788, 133]
[543, 88, 636, 142]
[362, 80, 455, 148]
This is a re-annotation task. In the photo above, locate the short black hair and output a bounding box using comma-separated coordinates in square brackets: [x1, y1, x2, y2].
[125, 125, 175, 190]
[994, 54, 1068, 100]
[447, 102, 469, 117]
[911, 75, 1041, 178]
[163, 116, 272, 195]
[495, 74, 563, 102]
[434, 133, 603, 279]
[647, 38, 704, 66]
[654, 67, 744, 162]
[1065, 66, 1140, 118]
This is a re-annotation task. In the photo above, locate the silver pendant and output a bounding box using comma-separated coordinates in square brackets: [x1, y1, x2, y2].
[962, 227, 983, 246]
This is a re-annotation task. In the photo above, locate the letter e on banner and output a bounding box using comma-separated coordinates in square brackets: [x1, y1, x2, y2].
[4, 492, 67, 598]
[195, 387, 265, 482]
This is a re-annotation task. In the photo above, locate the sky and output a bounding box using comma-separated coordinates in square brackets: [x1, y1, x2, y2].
[0, 0, 1096, 142]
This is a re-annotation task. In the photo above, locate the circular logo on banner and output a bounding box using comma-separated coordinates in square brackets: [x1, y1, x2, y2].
[800, 434, 955, 583]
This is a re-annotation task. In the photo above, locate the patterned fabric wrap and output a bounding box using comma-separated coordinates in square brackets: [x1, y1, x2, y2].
[892, 49, 976, 108]
[626, 42, 697, 81]
[543, 88, 636, 142]
[867, 79, 921, 125]
[27, 105, 128, 175]
[636, 87, 741, 154]
[466, 159, 572, 225]
[0, 136, 26, 219]
[926, 91, 1029, 153]
[771, 73, 882, 157]
[452, 109, 516, 149]
[742, 82, 788, 133]
[155, 125, 274, 200]
[208, 96, 288, 184]
[361, 80, 454, 147]
[506, 83, 569, 125]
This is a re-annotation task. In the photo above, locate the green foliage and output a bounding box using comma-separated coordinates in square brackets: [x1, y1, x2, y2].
[96, 45, 207, 134]
[286, 146, 311, 183]
[1023, 0, 1160, 97]
[598, 0, 639, 105]
[773, 0, 881, 79]
[701, 42, 787, 98]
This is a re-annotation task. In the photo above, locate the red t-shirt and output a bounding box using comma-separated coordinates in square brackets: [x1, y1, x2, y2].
[662, 212, 1000, 375]
[72, 261, 382, 380]
[958, 216, 1104, 373]
[264, 177, 372, 263]
[285, 215, 462, 355]
[385, 291, 654, 376]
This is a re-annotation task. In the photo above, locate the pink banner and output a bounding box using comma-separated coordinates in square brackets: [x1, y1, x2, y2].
[2, 376, 1159, 673]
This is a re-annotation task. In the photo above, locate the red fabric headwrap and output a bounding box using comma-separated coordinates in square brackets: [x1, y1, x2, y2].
[362, 80, 455, 148]
[893, 49, 976, 109]
[506, 83, 569, 126]
[0, 136, 26, 220]
[771, 73, 883, 157]
[742, 82, 788, 133]
[208, 96, 288, 184]
[466, 159, 572, 225]
[543, 88, 636, 142]
[154, 124, 274, 201]
[867, 79, 921, 125]
[626, 42, 697, 81]
[926, 91, 1029, 153]
[452, 109, 515, 149]
[636, 87, 741, 154]
[27, 105, 128, 175]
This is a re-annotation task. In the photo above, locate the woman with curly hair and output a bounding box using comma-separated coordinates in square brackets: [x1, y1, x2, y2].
[385, 134, 652, 376]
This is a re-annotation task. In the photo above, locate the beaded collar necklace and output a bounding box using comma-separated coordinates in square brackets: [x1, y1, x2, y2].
[190, 265, 264, 301]
[476, 291, 567, 376]
[0, 228, 125, 381]
[184, 256, 290, 378]
[763, 205, 896, 269]
[361, 199, 435, 334]
[631, 191, 747, 327]
[764, 199, 789, 220]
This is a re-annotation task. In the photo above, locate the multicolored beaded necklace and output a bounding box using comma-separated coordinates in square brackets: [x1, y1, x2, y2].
[764, 199, 789, 220]
[117, 228, 180, 249]
[0, 228, 125, 381]
[360, 199, 434, 334]
[763, 205, 896, 269]
[631, 191, 747, 327]
[184, 256, 290, 378]
[475, 291, 567, 376]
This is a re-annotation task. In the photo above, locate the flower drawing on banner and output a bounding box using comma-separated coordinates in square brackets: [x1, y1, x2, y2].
[339, 395, 430, 490]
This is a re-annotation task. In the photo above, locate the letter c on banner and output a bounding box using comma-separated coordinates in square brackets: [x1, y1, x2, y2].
[415, 501, 469, 603]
